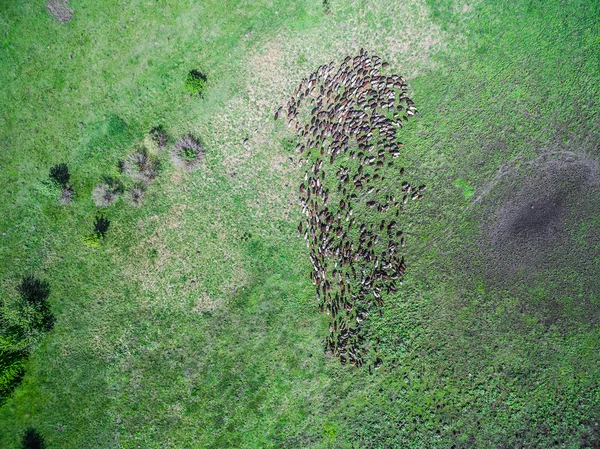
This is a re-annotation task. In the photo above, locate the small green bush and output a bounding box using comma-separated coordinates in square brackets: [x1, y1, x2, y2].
[82, 232, 102, 248]
[34, 179, 60, 199]
[184, 70, 207, 96]
[83, 215, 110, 247]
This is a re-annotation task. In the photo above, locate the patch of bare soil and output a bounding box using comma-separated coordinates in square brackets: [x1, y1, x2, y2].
[484, 152, 598, 275]
[46, 0, 73, 23]
[467, 147, 600, 328]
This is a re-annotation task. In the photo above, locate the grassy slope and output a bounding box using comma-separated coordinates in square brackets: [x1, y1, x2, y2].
[1, 0, 599, 448]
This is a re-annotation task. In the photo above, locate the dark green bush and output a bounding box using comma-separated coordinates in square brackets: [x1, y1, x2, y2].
[94, 215, 110, 237]
[21, 428, 45, 449]
[18, 276, 50, 307]
[49, 163, 70, 186]
[184, 70, 207, 96]
[0, 276, 55, 403]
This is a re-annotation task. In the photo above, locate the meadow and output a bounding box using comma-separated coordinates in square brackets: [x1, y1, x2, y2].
[0, 0, 599, 447]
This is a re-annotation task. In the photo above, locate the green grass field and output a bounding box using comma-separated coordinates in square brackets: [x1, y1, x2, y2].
[1, 0, 599, 447]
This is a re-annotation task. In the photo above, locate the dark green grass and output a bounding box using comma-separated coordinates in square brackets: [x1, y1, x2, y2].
[1, 0, 599, 447]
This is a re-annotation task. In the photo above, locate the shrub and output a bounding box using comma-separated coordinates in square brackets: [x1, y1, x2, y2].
[150, 125, 169, 149]
[125, 184, 145, 207]
[21, 428, 45, 449]
[184, 70, 207, 96]
[124, 148, 159, 184]
[49, 163, 70, 186]
[18, 276, 50, 307]
[82, 232, 102, 248]
[58, 185, 74, 205]
[94, 215, 110, 237]
[92, 178, 122, 207]
[172, 135, 205, 171]
[34, 179, 60, 199]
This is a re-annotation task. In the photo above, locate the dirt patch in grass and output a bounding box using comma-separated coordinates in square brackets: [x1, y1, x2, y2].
[482, 151, 599, 277]
[46, 0, 73, 23]
[459, 145, 600, 328]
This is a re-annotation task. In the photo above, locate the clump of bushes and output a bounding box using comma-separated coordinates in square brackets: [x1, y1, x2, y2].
[172, 135, 205, 171]
[92, 177, 122, 207]
[184, 70, 207, 96]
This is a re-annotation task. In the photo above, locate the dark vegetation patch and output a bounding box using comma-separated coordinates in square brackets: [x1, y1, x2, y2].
[0, 277, 54, 404]
[282, 50, 423, 367]
[49, 163, 70, 187]
[17, 276, 50, 307]
[21, 428, 46, 449]
[46, 0, 73, 23]
[93, 215, 110, 237]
